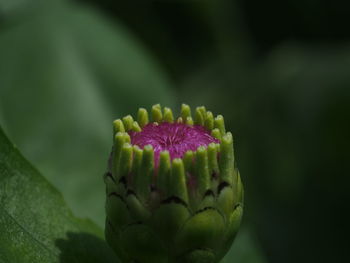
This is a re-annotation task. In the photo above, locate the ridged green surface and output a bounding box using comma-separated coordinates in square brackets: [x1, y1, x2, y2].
[0, 126, 117, 263]
[105, 104, 244, 263]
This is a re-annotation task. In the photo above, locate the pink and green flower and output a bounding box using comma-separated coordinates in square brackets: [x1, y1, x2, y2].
[104, 104, 243, 263]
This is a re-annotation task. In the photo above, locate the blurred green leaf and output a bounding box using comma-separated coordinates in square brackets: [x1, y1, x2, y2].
[221, 227, 267, 263]
[0, 125, 118, 263]
[0, 0, 27, 13]
[0, 0, 175, 226]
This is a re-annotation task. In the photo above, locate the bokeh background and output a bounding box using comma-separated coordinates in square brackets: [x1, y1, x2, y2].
[1, 0, 349, 262]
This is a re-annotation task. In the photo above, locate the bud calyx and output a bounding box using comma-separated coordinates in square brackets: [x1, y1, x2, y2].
[105, 104, 243, 263]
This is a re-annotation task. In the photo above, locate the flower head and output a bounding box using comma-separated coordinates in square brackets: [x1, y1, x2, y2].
[129, 122, 219, 166]
[104, 104, 243, 263]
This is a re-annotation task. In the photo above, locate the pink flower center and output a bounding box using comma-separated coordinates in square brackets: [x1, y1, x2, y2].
[128, 122, 219, 165]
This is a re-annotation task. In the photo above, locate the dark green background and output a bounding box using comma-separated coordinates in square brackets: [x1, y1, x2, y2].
[1, 0, 349, 262]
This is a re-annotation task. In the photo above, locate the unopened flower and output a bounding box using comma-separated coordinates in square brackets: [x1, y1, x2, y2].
[104, 104, 243, 263]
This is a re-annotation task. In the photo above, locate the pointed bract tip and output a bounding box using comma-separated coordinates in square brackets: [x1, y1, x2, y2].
[222, 132, 233, 145]
[113, 119, 125, 134]
[186, 116, 194, 125]
[152, 104, 163, 123]
[214, 115, 226, 135]
[205, 111, 214, 130]
[137, 108, 149, 128]
[163, 107, 174, 122]
[132, 121, 141, 132]
[195, 107, 205, 125]
[122, 115, 134, 131]
[211, 128, 222, 140]
[181, 104, 192, 120]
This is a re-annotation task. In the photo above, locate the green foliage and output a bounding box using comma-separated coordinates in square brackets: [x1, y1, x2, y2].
[0, 126, 118, 263]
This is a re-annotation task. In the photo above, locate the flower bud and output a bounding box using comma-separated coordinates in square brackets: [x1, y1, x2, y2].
[105, 104, 243, 263]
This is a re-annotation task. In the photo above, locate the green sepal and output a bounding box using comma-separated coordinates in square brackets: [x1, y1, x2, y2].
[128, 145, 143, 185]
[205, 111, 214, 130]
[198, 106, 207, 117]
[151, 202, 191, 245]
[217, 186, 234, 218]
[142, 144, 155, 177]
[106, 194, 131, 231]
[132, 121, 141, 132]
[126, 192, 151, 221]
[117, 143, 133, 178]
[186, 116, 194, 125]
[115, 181, 127, 197]
[113, 119, 125, 134]
[211, 128, 222, 140]
[214, 115, 226, 135]
[207, 143, 219, 175]
[226, 205, 243, 242]
[237, 171, 244, 204]
[164, 107, 174, 122]
[195, 107, 205, 126]
[124, 132, 131, 143]
[152, 104, 163, 122]
[175, 208, 225, 254]
[104, 173, 118, 195]
[122, 115, 134, 131]
[135, 145, 154, 201]
[171, 159, 189, 203]
[231, 169, 241, 206]
[181, 104, 192, 121]
[157, 150, 171, 196]
[219, 132, 235, 185]
[119, 224, 168, 263]
[197, 192, 215, 211]
[137, 107, 149, 128]
[113, 132, 127, 178]
[195, 146, 210, 198]
[217, 205, 243, 260]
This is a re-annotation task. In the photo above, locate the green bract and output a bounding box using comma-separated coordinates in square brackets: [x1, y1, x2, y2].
[104, 104, 243, 263]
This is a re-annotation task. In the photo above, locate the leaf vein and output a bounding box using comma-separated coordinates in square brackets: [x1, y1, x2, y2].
[0, 206, 59, 259]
